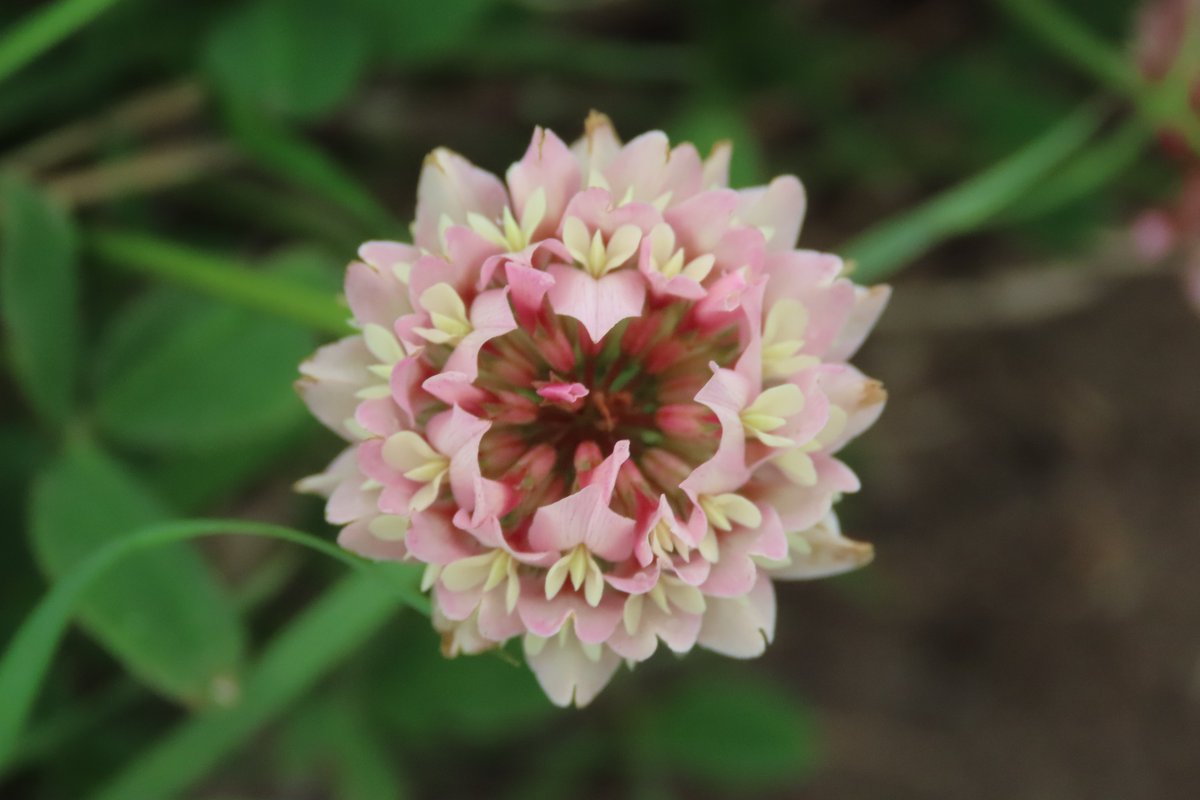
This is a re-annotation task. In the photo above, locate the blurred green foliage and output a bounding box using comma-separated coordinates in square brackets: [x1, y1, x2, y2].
[0, 0, 1183, 797]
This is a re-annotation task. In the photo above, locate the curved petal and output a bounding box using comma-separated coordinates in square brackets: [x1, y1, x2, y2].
[414, 148, 508, 254]
[546, 266, 646, 342]
[697, 572, 776, 658]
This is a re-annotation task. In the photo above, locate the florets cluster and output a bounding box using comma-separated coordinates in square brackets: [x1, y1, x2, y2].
[298, 113, 888, 706]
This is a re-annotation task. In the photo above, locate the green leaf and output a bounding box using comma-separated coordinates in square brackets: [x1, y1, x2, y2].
[631, 671, 818, 788]
[204, 0, 370, 120]
[93, 251, 319, 453]
[0, 175, 79, 427]
[28, 441, 245, 704]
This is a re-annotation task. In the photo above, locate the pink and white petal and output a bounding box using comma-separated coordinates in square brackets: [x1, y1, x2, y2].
[296, 446, 358, 499]
[413, 148, 508, 254]
[337, 519, 408, 561]
[359, 240, 419, 274]
[736, 175, 806, 251]
[524, 630, 621, 708]
[506, 127, 582, 239]
[407, 252, 476, 306]
[354, 397, 405, 439]
[435, 582, 484, 622]
[505, 261, 555, 326]
[758, 456, 860, 533]
[697, 572, 776, 658]
[345, 259, 411, 327]
[769, 513, 875, 581]
[700, 527, 760, 598]
[527, 441, 637, 561]
[421, 371, 490, 410]
[665, 189, 739, 256]
[406, 508, 481, 564]
[702, 140, 732, 189]
[476, 589, 527, 641]
[516, 589, 575, 637]
[816, 364, 887, 450]
[603, 131, 671, 198]
[546, 266, 646, 342]
[441, 288, 518, 379]
[571, 594, 623, 644]
[571, 110, 623, 177]
[652, 606, 704, 653]
[827, 284, 891, 361]
[326, 473, 377, 525]
[443, 226, 503, 282]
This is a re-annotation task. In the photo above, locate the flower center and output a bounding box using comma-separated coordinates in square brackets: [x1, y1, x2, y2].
[472, 300, 740, 527]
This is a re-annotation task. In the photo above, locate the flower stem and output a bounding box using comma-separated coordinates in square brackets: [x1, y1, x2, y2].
[0, 0, 127, 85]
[995, 0, 1139, 93]
[844, 104, 1104, 282]
[996, 0, 1200, 150]
[88, 228, 350, 336]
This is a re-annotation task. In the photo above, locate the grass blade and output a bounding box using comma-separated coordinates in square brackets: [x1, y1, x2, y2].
[844, 105, 1103, 281]
[0, 0, 126, 85]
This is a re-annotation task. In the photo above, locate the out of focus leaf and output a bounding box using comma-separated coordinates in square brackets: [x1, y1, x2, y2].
[277, 697, 409, 800]
[351, 0, 497, 65]
[373, 624, 555, 742]
[0, 175, 79, 427]
[29, 440, 245, 704]
[93, 250, 319, 453]
[630, 671, 818, 788]
[204, 0, 370, 120]
[222, 100, 399, 235]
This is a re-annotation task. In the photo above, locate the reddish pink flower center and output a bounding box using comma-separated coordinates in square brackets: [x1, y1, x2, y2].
[468, 298, 738, 527]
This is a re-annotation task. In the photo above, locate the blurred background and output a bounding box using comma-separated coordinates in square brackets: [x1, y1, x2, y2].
[1, 0, 1198, 797]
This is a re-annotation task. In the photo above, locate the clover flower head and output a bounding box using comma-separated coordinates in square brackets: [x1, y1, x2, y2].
[297, 112, 889, 706]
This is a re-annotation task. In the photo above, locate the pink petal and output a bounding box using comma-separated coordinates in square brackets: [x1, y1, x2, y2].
[768, 512, 875, 581]
[523, 629, 621, 708]
[506, 127, 581, 240]
[407, 508, 480, 564]
[504, 261, 555, 327]
[345, 258, 411, 327]
[537, 381, 589, 404]
[414, 148, 508, 253]
[736, 175, 807, 251]
[441, 288, 517, 380]
[665, 189, 739, 256]
[697, 572, 776, 658]
[546, 266, 646, 342]
[337, 519, 408, 561]
[527, 441, 637, 561]
[827, 284, 891, 362]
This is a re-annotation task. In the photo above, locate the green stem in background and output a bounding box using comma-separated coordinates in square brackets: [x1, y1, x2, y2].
[89, 228, 350, 336]
[89, 571, 407, 800]
[996, 0, 1138, 93]
[844, 105, 1104, 282]
[997, 0, 1200, 151]
[0, 0, 126, 85]
[7, 679, 141, 772]
[998, 116, 1151, 223]
[0, 519, 427, 773]
[1, 81, 206, 172]
[223, 100, 400, 238]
